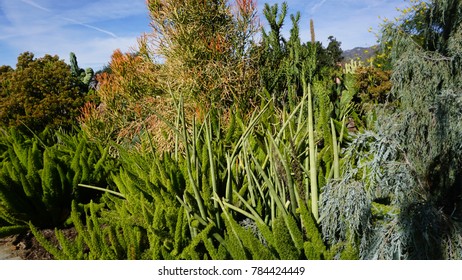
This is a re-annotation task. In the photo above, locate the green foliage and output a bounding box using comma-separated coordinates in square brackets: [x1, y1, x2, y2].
[299, 200, 327, 259]
[321, 0, 462, 259]
[321, 36, 344, 68]
[377, 0, 462, 259]
[146, 0, 260, 110]
[354, 66, 393, 115]
[49, 2, 359, 260]
[0, 52, 87, 134]
[41, 79, 362, 259]
[259, 2, 289, 103]
[8, 2, 392, 261]
[0, 128, 117, 233]
[259, 3, 343, 108]
[30, 201, 146, 260]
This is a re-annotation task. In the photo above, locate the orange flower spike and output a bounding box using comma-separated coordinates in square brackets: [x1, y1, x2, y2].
[236, 0, 256, 15]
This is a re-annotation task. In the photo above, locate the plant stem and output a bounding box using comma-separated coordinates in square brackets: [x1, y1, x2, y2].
[331, 118, 340, 179]
[307, 82, 318, 221]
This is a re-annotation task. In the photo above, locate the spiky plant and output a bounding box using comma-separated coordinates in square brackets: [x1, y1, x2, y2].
[0, 128, 117, 236]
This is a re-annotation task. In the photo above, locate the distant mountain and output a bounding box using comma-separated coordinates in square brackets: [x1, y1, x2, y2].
[342, 46, 378, 63]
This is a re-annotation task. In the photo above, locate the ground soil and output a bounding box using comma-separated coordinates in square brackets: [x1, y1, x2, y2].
[0, 228, 78, 260]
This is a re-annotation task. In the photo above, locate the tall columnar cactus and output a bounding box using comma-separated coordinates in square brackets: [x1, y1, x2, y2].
[69, 52, 94, 87]
[70, 52, 81, 77]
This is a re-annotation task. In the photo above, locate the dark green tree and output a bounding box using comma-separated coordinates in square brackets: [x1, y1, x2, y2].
[318, 36, 343, 69]
[0, 52, 86, 133]
[0, 66, 13, 96]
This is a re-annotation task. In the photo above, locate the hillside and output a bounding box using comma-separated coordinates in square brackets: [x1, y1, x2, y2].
[342, 46, 378, 62]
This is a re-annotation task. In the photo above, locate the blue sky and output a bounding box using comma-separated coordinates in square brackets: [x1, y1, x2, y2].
[0, 0, 409, 70]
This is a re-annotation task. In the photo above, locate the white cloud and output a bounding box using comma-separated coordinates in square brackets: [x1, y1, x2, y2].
[310, 0, 328, 15]
[61, 17, 118, 38]
[20, 0, 50, 12]
[16, 0, 122, 38]
[0, 0, 148, 69]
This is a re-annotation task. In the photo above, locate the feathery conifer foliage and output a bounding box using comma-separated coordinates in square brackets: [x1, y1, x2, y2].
[320, 0, 462, 259]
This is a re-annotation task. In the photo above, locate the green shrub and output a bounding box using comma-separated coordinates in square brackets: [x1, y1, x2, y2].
[0, 129, 117, 236]
[0, 52, 88, 134]
[30, 2, 362, 260]
[37, 90, 357, 259]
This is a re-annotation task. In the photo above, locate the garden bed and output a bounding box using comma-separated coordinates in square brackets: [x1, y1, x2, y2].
[0, 228, 77, 260]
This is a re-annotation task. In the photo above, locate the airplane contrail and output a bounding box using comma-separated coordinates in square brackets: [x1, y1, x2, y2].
[62, 17, 118, 38]
[20, 0, 50, 12]
[310, 0, 328, 14]
[20, 0, 118, 38]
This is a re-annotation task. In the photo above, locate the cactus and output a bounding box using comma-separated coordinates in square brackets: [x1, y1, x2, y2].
[343, 59, 363, 74]
[70, 52, 82, 77]
[69, 52, 94, 87]
[83, 68, 94, 86]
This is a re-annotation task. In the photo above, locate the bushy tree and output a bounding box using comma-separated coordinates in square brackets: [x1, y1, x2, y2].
[354, 66, 393, 115]
[321, 0, 462, 259]
[146, 0, 260, 111]
[0, 52, 87, 134]
[318, 36, 343, 70]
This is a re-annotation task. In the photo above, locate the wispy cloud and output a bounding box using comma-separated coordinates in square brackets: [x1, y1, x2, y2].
[1, 0, 408, 69]
[0, 0, 148, 69]
[19, 0, 50, 12]
[62, 17, 118, 38]
[19, 0, 118, 38]
[310, 0, 328, 15]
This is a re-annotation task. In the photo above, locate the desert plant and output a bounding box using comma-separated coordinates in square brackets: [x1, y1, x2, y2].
[146, 0, 260, 111]
[33, 2, 362, 260]
[40, 79, 357, 259]
[259, 3, 344, 110]
[78, 48, 166, 149]
[69, 52, 95, 88]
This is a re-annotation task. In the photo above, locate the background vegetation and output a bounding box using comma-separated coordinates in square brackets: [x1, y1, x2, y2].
[0, 0, 461, 260]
